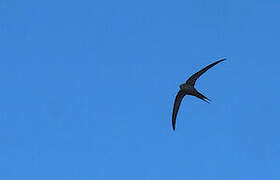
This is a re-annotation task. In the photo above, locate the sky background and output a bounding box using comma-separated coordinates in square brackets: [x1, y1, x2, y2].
[1, 0, 280, 179]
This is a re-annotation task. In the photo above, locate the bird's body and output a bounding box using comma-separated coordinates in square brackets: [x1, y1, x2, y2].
[172, 58, 226, 131]
[180, 84, 197, 95]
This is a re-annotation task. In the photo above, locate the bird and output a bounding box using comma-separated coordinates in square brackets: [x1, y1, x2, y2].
[172, 58, 226, 131]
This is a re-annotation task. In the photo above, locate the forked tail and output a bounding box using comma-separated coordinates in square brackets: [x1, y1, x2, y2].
[195, 91, 211, 103]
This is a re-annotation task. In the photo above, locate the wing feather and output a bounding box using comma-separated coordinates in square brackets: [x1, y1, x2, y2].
[172, 90, 187, 130]
[186, 58, 226, 86]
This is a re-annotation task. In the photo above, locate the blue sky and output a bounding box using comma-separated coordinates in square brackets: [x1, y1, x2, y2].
[1, 0, 280, 179]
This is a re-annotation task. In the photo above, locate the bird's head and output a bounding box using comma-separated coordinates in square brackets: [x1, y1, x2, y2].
[180, 83, 185, 89]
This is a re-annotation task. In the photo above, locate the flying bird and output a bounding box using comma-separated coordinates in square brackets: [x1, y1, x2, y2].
[172, 58, 226, 131]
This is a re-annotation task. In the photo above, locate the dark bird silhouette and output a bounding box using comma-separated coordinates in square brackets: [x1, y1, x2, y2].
[172, 58, 226, 131]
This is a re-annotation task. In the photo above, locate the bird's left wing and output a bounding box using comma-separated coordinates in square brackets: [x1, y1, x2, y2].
[172, 90, 187, 131]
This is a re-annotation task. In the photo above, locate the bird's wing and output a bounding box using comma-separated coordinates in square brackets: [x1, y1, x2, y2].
[172, 90, 187, 131]
[186, 58, 226, 86]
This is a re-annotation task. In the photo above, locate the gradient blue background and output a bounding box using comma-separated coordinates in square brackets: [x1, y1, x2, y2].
[1, 0, 280, 179]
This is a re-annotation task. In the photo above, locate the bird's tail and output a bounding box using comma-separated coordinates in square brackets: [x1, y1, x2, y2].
[195, 91, 211, 103]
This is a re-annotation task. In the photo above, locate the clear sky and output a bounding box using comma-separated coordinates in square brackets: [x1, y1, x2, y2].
[1, 0, 280, 179]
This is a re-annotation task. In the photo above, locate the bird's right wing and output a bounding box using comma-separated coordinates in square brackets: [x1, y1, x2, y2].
[172, 90, 187, 131]
[186, 58, 226, 86]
